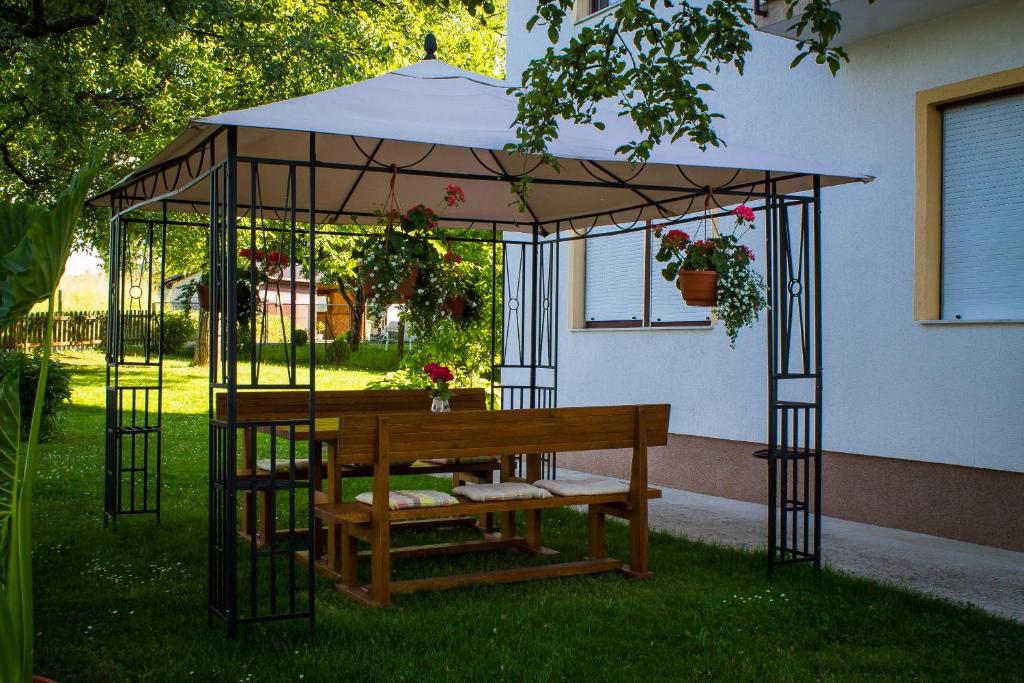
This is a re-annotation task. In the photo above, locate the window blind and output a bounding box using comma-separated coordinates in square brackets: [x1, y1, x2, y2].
[584, 227, 645, 323]
[649, 247, 712, 324]
[941, 90, 1024, 320]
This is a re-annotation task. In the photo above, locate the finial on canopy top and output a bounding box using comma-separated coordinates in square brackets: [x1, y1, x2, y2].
[424, 32, 437, 60]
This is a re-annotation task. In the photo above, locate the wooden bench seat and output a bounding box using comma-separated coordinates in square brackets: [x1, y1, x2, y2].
[315, 487, 662, 525]
[322, 404, 670, 606]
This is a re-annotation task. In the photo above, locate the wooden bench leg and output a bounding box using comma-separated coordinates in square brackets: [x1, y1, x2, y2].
[588, 506, 607, 560]
[525, 509, 542, 550]
[524, 453, 543, 551]
[622, 505, 651, 579]
[340, 523, 359, 588]
[369, 520, 391, 605]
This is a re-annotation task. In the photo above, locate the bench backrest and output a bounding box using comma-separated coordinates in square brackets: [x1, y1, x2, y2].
[336, 405, 670, 465]
[215, 387, 487, 422]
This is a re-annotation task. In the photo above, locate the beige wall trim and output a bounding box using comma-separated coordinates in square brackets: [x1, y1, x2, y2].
[567, 239, 586, 329]
[914, 66, 1024, 321]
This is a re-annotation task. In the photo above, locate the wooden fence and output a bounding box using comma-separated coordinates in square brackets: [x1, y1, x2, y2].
[0, 310, 117, 351]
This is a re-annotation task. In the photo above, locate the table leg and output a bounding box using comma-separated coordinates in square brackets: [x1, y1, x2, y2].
[241, 426, 255, 539]
[525, 453, 542, 550]
[325, 441, 343, 573]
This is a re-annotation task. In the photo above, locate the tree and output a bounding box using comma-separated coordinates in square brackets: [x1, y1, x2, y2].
[314, 233, 368, 352]
[0, 0, 506, 275]
[495, 0, 866, 165]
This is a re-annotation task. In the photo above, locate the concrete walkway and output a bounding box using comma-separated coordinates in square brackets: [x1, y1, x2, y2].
[557, 468, 1024, 622]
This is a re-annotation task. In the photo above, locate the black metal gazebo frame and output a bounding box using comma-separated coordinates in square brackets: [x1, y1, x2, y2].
[101, 120, 826, 635]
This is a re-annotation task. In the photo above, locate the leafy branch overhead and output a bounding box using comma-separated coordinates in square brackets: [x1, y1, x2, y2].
[500, 0, 870, 164]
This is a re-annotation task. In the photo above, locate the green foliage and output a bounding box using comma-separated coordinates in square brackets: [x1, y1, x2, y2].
[325, 337, 351, 366]
[508, 1, 865, 165]
[293, 328, 309, 348]
[0, 352, 72, 443]
[0, 150, 104, 328]
[0, 154, 102, 683]
[0, 1, 505, 277]
[157, 311, 197, 356]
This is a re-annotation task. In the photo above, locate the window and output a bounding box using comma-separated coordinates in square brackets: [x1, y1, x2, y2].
[914, 67, 1024, 321]
[574, 0, 615, 21]
[940, 91, 1024, 320]
[575, 225, 711, 329]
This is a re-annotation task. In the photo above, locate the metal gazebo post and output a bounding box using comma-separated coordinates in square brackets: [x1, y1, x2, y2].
[757, 173, 824, 571]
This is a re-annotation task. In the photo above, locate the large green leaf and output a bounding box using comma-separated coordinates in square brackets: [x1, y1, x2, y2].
[0, 150, 104, 330]
[0, 370, 19, 588]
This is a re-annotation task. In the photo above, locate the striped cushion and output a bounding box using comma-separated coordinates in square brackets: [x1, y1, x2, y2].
[256, 458, 310, 473]
[355, 490, 459, 510]
[424, 456, 500, 465]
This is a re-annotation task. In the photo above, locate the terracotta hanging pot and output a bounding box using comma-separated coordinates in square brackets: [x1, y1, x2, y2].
[677, 270, 718, 307]
[444, 295, 467, 320]
[397, 266, 419, 303]
[197, 283, 210, 311]
[360, 275, 376, 300]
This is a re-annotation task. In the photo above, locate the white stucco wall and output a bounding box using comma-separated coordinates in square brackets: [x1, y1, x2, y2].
[506, 0, 1024, 473]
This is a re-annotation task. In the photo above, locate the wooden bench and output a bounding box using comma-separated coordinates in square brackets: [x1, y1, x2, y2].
[319, 404, 670, 607]
[214, 388, 497, 547]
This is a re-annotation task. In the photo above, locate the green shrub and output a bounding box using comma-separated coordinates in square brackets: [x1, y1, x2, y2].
[293, 328, 309, 347]
[158, 311, 196, 356]
[325, 337, 350, 365]
[0, 351, 72, 441]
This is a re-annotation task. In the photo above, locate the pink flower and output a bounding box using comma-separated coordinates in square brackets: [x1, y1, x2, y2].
[732, 204, 755, 223]
[741, 245, 755, 262]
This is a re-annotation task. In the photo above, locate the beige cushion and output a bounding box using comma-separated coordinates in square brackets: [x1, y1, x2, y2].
[256, 458, 310, 473]
[533, 477, 630, 497]
[425, 456, 500, 465]
[452, 482, 552, 502]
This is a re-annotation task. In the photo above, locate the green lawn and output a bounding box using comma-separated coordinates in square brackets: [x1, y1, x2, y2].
[32, 352, 1024, 682]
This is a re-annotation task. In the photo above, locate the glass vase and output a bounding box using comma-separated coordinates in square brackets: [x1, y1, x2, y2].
[431, 397, 450, 413]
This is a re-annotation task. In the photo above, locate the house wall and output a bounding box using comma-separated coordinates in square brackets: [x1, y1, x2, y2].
[506, 0, 1024, 547]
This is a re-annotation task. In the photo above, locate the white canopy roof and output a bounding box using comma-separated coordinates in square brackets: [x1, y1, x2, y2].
[92, 59, 870, 232]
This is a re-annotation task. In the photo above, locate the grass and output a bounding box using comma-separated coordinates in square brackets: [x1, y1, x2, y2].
[32, 351, 1024, 682]
[220, 341, 402, 372]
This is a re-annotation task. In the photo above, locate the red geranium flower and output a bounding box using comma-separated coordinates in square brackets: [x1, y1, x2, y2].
[264, 251, 289, 268]
[662, 229, 690, 248]
[445, 184, 466, 207]
[741, 245, 755, 262]
[732, 204, 755, 223]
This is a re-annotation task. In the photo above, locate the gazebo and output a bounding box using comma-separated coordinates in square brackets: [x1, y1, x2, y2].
[90, 42, 869, 634]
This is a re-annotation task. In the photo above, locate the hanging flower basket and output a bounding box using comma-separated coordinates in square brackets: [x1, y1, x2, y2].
[360, 276, 375, 300]
[444, 294, 466, 320]
[677, 270, 718, 307]
[397, 265, 420, 303]
[197, 283, 210, 311]
[653, 204, 767, 346]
